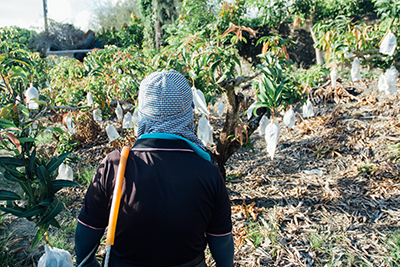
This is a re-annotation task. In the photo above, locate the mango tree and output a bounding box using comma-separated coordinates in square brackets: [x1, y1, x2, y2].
[154, 2, 303, 178]
[0, 44, 77, 248]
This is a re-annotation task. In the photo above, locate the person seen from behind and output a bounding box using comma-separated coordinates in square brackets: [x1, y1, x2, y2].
[75, 70, 234, 267]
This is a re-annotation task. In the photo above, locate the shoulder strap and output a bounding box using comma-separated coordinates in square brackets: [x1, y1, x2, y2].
[106, 146, 130, 246]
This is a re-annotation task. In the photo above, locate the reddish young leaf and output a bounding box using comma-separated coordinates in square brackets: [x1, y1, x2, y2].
[221, 25, 239, 39]
[3, 132, 22, 153]
[242, 26, 256, 38]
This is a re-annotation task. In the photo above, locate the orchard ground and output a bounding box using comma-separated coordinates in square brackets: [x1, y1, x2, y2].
[1, 74, 400, 266]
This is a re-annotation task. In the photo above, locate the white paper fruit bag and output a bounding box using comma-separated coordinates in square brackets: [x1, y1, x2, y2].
[257, 115, 270, 137]
[330, 68, 338, 88]
[302, 99, 314, 118]
[87, 92, 94, 106]
[265, 122, 280, 160]
[192, 87, 209, 116]
[132, 110, 139, 135]
[123, 112, 133, 129]
[379, 66, 398, 95]
[351, 58, 361, 82]
[93, 109, 102, 121]
[56, 163, 73, 181]
[38, 245, 73, 267]
[106, 125, 120, 142]
[115, 102, 123, 120]
[380, 31, 397, 56]
[197, 115, 213, 146]
[282, 107, 295, 128]
[65, 115, 75, 134]
[246, 107, 254, 120]
[25, 85, 39, 109]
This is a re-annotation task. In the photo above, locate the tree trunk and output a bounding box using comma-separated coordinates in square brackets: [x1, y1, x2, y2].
[212, 73, 262, 179]
[155, 16, 162, 49]
[308, 19, 324, 65]
[214, 84, 243, 178]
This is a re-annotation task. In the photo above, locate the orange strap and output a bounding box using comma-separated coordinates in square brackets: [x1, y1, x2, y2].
[106, 146, 130, 246]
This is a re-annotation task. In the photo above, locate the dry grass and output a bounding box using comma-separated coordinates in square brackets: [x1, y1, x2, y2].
[221, 78, 400, 266]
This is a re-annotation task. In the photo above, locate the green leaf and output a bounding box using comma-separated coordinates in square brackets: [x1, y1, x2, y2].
[46, 153, 71, 174]
[10, 72, 28, 87]
[37, 165, 50, 180]
[47, 126, 64, 135]
[216, 73, 227, 84]
[0, 205, 25, 217]
[0, 190, 21, 200]
[0, 118, 17, 130]
[3, 172, 18, 182]
[52, 180, 78, 194]
[0, 157, 25, 167]
[209, 60, 221, 82]
[18, 180, 34, 200]
[27, 149, 36, 179]
[2, 165, 25, 181]
[49, 218, 61, 228]
[39, 198, 52, 206]
[37, 165, 53, 199]
[231, 56, 241, 69]
[31, 229, 43, 249]
[249, 101, 271, 114]
[20, 205, 46, 218]
[19, 105, 30, 120]
[37, 198, 63, 227]
[18, 137, 37, 144]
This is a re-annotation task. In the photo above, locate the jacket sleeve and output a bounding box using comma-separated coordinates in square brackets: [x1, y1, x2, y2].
[75, 221, 104, 267]
[206, 232, 234, 267]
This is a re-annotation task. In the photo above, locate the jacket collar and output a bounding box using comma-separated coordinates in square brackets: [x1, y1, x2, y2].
[136, 133, 211, 161]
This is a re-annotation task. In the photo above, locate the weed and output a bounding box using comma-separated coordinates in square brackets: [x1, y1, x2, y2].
[357, 163, 376, 174]
[225, 172, 242, 183]
[35, 131, 54, 145]
[76, 166, 96, 186]
[246, 222, 265, 248]
[242, 138, 254, 152]
[387, 231, 400, 266]
[48, 226, 75, 252]
[309, 232, 326, 253]
[389, 143, 400, 162]
[0, 232, 18, 267]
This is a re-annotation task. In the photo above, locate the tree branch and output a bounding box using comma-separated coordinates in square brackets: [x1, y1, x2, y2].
[217, 71, 261, 90]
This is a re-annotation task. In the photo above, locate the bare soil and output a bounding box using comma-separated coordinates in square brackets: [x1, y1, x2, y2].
[1, 77, 400, 266]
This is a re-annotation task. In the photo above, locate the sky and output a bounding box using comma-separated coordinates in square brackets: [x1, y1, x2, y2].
[0, 0, 115, 32]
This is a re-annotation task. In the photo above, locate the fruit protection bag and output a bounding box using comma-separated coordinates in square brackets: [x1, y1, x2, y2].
[265, 122, 280, 160]
[56, 163, 73, 181]
[38, 245, 73, 267]
[302, 99, 314, 118]
[257, 115, 270, 137]
[351, 58, 361, 82]
[197, 115, 213, 146]
[123, 112, 133, 129]
[192, 87, 209, 116]
[106, 125, 120, 142]
[380, 31, 397, 56]
[330, 68, 338, 88]
[115, 103, 123, 120]
[93, 109, 102, 121]
[282, 107, 295, 128]
[378, 66, 398, 95]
